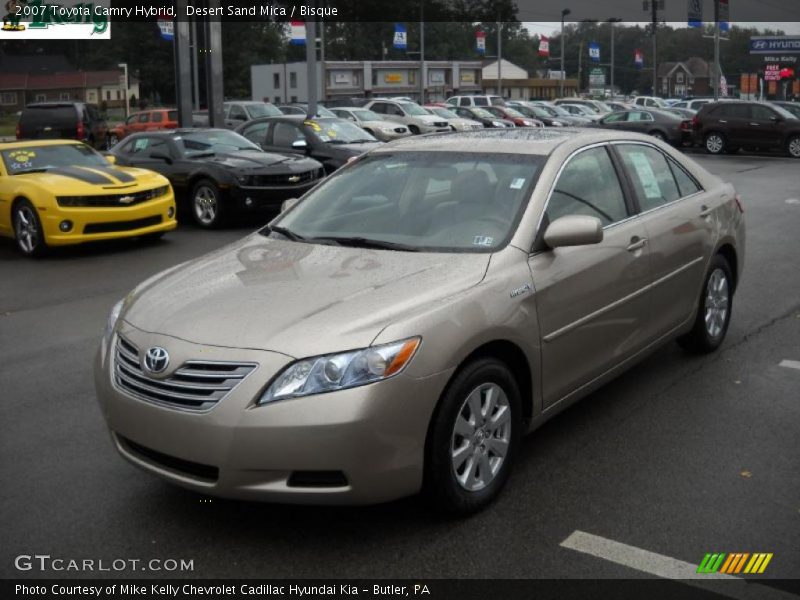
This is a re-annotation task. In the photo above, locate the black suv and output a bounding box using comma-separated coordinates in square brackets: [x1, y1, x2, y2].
[693, 101, 800, 158]
[17, 102, 108, 150]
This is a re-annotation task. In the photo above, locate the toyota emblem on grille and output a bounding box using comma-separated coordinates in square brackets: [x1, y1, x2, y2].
[143, 346, 169, 374]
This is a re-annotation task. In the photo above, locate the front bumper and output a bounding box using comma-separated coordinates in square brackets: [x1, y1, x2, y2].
[419, 124, 451, 134]
[94, 323, 453, 505]
[41, 192, 177, 246]
[228, 182, 319, 211]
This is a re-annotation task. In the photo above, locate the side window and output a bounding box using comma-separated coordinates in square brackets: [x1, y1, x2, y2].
[370, 103, 386, 114]
[138, 113, 149, 123]
[628, 111, 653, 122]
[229, 104, 248, 121]
[151, 112, 163, 123]
[474, 97, 488, 106]
[546, 146, 628, 227]
[119, 139, 136, 154]
[668, 159, 702, 197]
[272, 122, 303, 147]
[125, 115, 138, 125]
[749, 105, 776, 121]
[616, 144, 681, 211]
[241, 122, 269, 145]
[603, 112, 626, 123]
[145, 138, 170, 156]
[459, 97, 470, 106]
[387, 104, 404, 116]
[131, 137, 150, 154]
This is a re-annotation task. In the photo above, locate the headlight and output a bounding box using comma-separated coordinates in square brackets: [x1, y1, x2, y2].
[259, 337, 421, 404]
[492, 121, 504, 127]
[379, 127, 394, 133]
[104, 299, 124, 348]
[235, 173, 252, 185]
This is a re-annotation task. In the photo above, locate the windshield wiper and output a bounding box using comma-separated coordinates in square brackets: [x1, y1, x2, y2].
[346, 139, 376, 144]
[268, 225, 306, 241]
[307, 236, 420, 252]
[13, 168, 51, 175]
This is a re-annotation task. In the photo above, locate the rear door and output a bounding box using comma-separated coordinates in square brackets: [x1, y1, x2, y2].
[746, 104, 784, 148]
[148, 111, 164, 131]
[19, 105, 78, 140]
[613, 142, 712, 338]
[624, 111, 654, 133]
[530, 144, 652, 406]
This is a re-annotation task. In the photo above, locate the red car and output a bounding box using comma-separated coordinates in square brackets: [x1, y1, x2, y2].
[107, 108, 179, 147]
[484, 106, 544, 128]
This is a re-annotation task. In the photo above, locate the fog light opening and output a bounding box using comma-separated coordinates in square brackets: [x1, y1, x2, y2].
[244, 197, 254, 207]
[59, 220, 73, 232]
[167, 207, 175, 219]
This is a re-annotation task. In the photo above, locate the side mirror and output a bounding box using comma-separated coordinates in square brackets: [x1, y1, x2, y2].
[543, 215, 603, 249]
[150, 152, 173, 164]
[281, 197, 300, 212]
[291, 140, 308, 150]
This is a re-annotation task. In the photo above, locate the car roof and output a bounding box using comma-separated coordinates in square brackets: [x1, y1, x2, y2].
[370, 128, 659, 156]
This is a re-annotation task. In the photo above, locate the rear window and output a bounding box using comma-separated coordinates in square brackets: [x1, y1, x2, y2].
[20, 105, 77, 126]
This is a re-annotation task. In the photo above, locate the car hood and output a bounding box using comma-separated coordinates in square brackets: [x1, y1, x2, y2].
[122, 234, 490, 357]
[363, 119, 405, 130]
[416, 115, 447, 124]
[194, 150, 318, 172]
[17, 165, 166, 192]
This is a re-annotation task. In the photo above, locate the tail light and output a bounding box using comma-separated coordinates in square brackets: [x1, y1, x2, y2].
[15, 123, 21, 139]
[77, 121, 85, 140]
[680, 120, 691, 131]
[691, 116, 700, 130]
[734, 193, 744, 214]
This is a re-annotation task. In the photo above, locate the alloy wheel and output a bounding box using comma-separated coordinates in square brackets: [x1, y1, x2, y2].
[14, 205, 39, 254]
[789, 137, 800, 158]
[706, 134, 724, 154]
[193, 185, 218, 226]
[450, 382, 511, 492]
[704, 268, 729, 338]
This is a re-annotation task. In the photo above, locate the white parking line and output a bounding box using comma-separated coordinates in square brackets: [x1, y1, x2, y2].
[560, 531, 799, 600]
[778, 360, 800, 371]
[786, 199, 800, 205]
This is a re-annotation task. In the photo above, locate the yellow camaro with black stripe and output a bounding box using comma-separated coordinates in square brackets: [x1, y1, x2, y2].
[0, 140, 177, 257]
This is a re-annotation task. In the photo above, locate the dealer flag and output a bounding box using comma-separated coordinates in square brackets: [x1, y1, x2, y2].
[476, 30, 486, 54]
[538, 36, 550, 57]
[687, 0, 703, 28]
[634, 48, 644, 69]
[290, 21, 306, 45]
[393, 24, 407, 50]
[719, 0, 730, 32]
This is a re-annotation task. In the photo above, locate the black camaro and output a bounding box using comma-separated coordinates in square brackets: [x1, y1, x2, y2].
[110, 129, 324, 228]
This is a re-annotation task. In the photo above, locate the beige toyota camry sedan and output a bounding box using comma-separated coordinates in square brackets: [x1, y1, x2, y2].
[95, 129, 745, 514]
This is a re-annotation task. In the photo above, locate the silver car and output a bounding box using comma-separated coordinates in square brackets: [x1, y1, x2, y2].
[95, 129, 744, 514]
[364, 99, 451, 134]
[425, 106, 484, 131]
[331, 107, 412, 142]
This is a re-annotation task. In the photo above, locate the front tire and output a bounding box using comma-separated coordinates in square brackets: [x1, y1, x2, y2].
[678, 254, 733, 353]
[424, 358, 522, 515]
[191, 179, 224, 228]
[787, 135, 800, 159]
[704, 131, 726, 155]
[12, 199, 48, 258]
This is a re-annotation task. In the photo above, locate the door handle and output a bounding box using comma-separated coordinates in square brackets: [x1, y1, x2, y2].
[700, 204, 713, 218]
[749, 122, 759, 126]
[626, 237, 648, 252]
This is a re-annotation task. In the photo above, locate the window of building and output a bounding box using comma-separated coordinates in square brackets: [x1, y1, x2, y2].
[1, 92, 18, 105]
[372, 70, 378, 86]
[59, 93, 70, 101]
[36, 94, 46, 102]
[290, 96, 298, 102]
[106, 90, 111, 100]
[408, 71, 416, 85]
[289, 72, 297, 89]
[116, 90, 121, 100]
[273, 73, 281, 89]
[274, 96, 281, 104]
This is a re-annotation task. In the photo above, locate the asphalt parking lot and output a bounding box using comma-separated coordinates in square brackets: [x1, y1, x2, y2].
[1, 151, 799, 585]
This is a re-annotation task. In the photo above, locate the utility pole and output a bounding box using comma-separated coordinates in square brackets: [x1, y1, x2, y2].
[319, 22, 325, 100]
[497, 21, 502, 97]
[713, 0, 720, 100]
[306, 19, 318, 117]
[609, 18, 621, 98]
[651, 0, 658, 96]
[560, 8, 571, 97]
[419, 2, 425, 104]
[577, 40, 583, 94]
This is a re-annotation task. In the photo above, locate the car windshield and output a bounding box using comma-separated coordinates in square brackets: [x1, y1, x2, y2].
[267, 152, 543, 252]
[595, 101, 613, 112]
[353, 109, 381, 121]
[398, 102, 429, 116]
[548, 105, 571, 117]
[501, 108, 525, 118]
[470, 108, 494, 118]
[1, 143, 109, 175]
[175, 130, 260, 156]
[431, 107, 458, 119]
[304, 119, 378, 143]
[245, 103, 282, 118]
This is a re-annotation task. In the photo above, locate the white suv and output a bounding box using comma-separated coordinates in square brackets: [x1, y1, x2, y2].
[364, 99, 451, 134]
[632, 96, 669, 108]
[446, 95, 506, 108]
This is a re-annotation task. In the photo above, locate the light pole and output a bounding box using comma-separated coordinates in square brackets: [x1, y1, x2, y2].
[560, 9, 571, 97]
[608, 18, 621, 98]
[117, 62, 129, 118]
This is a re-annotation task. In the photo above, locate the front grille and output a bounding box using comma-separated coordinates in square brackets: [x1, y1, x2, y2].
[433, 121, 448, 128]
[394, 127, 407, 133]
[84, 215, 162, 234]
[57, 186, 169, 207]
[117, 435, 219, 482]
[247, 169, 319, 187]
[114, 336, 257, 411]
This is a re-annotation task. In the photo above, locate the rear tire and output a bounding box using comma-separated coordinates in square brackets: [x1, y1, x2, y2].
[678, 254, 733, 354]
[704, 132, 726, 155]
[424, 357, 522, 516]
[12, 199, 48, 258]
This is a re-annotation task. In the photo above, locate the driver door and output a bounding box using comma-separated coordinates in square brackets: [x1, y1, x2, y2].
[529, 145, 652, 407]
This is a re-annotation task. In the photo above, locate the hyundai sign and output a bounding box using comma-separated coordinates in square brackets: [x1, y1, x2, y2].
[750, 36, 800, 55]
